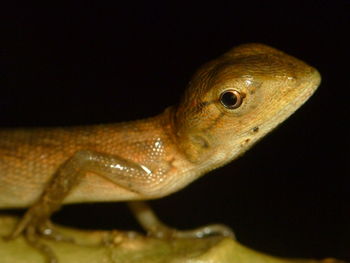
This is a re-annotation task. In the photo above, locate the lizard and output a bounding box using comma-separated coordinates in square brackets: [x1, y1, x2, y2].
[0, 43, 321, 262]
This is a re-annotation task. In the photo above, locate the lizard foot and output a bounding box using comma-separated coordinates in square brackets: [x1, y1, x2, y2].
[25, 225, 59, 263]
[128, 201, 235, 240]
[3, 221, 61, 263]
[5, 205, 74, 263]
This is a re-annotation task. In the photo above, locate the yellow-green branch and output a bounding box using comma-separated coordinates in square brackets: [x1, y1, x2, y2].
[0, 215, 344, 263]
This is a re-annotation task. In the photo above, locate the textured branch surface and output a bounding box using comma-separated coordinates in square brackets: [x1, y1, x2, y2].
[0, 215, 345, 263]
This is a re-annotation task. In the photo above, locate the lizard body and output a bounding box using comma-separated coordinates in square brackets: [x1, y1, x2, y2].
[0, 43, 321, 262]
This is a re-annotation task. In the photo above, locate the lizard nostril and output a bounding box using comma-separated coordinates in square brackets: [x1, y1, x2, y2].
[240, 138, 251, 147]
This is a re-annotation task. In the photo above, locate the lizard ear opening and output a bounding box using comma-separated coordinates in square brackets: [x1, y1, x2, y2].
[219, 89, 245, 109]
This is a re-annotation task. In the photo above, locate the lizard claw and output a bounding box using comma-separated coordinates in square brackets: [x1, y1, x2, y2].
[147, 223, 235, 240]
[37, 221, 74, 243]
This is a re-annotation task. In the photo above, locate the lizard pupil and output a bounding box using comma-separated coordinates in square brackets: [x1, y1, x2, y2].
[220, 90, 243, 109]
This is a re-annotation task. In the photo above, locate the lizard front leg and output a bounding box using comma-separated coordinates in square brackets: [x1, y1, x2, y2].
[6, 150, 154, 263]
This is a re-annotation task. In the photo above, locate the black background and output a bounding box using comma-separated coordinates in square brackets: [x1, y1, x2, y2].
[1, 1, 349, 261]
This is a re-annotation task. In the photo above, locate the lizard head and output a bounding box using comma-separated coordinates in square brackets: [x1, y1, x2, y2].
[173, 43, 321, 170]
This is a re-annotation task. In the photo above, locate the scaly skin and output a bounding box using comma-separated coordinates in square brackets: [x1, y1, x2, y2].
[0, 44, 321, 262]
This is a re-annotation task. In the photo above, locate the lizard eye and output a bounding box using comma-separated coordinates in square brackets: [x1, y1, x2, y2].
[219, 89, 244, 109]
